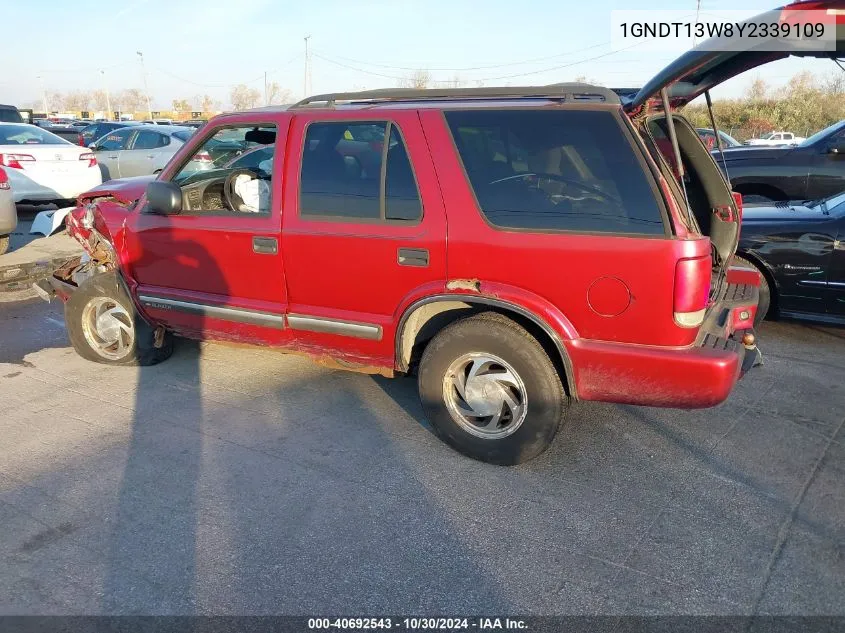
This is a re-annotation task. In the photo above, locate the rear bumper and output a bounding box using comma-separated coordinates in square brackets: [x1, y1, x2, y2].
[566, 281, 761, 409]
[9, 168, 102, 203]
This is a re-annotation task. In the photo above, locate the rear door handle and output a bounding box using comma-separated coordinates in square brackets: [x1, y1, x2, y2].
[252, 236, 278, 255]
[397, 247, 429, 267]
[108, 155, 118, 159]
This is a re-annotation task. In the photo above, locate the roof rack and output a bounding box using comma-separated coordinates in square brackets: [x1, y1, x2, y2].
[290, 83, 620, 109]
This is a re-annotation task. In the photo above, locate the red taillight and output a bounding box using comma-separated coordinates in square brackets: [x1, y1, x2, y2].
[79, 152, 97, 168]
[731, 191, 743, 223]
[78, 133, 85, 146]
[0, 167, 9, 190]
[674, 256, 712, 328]
[0, 153, 35, 169]
[193, 151, 213, 163]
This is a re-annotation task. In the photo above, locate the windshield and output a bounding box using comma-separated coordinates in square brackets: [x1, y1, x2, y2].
[800, 120, 845, 148]
[0, 124, 70, 145]
[172, 130, 194, 142]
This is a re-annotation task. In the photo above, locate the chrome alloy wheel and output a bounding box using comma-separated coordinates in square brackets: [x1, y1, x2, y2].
[80, 297, 135, 361]
[442, 352, 528, 439]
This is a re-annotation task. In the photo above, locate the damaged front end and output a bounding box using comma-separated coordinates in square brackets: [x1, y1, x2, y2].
[33, 194, 131, 303]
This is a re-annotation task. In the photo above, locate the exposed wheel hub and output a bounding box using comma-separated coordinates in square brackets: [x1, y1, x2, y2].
[80, 297, 135, 361]
[442, 353, 528, 439]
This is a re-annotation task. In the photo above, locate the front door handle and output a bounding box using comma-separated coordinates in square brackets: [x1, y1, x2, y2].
[252, 236, 278, 255]
[147, 154, 155, 159]
[397, 247, 429, 267]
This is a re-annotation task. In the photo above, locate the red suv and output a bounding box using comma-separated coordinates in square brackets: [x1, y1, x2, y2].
[41, 1, 845, 464]
[37, 79, 768, 464]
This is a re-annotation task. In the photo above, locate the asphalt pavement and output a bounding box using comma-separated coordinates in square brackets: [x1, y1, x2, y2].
[0, 298, 843, 615]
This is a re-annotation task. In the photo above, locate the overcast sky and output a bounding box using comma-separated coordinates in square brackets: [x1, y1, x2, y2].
[3, 0, 838, 109]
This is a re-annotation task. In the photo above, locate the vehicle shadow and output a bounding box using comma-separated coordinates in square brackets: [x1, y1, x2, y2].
[101, 221, 223, 613]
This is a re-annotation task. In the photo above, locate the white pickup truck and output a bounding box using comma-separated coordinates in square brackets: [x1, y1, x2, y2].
[744, 131, 806, 146]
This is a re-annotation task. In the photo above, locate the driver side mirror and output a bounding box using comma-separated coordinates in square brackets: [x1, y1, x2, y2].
[89, 143, 100, 151]
[828, 142, 845, 155]
[146, 181, 182, 215]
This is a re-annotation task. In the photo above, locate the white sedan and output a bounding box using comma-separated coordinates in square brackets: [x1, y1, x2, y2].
[0, 122, 102, 204]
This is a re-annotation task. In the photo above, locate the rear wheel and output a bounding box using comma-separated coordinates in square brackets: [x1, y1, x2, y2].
[734, 256, 771, 326]
[65, 272, 173, 365]
[418, 312, 568, 465]
[0, 235, 9, 256]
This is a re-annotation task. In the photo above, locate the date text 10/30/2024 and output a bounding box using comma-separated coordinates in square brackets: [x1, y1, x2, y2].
[307, 618, 528, 630]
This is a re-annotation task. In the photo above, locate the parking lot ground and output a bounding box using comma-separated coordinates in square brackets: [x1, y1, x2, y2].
[0, 206, 81, 303]
[0, 298, 843, 615]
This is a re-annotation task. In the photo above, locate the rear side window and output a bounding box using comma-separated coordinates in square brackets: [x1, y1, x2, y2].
[132, 130, 168, 150]
[299, 121, 421, 222]
[445, 110, 665, 235]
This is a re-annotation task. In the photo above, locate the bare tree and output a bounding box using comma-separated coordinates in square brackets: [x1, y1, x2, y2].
[196, 94, 220, 113]
[265, 82, 292, 105]
[746, 77, 769, 101]
[62, 91, 92, 112]
[823, 71, 845, 95]
[172, 98, 191, 114]
[46, 91, 64, 112]
[438, 75, 467, 89]
[117, 88, 148, 112]
[92, 90, 110, 111]
[230, 84, 262, 110]
[399, 70, 432, 89]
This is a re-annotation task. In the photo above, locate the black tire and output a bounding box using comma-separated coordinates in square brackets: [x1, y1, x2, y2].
[734, 256, 771, 326]
[0, 234, 9, 256]
[418, 312, 568, 465]
[65, 272, 173, 366]
[740, 194, 774, 205]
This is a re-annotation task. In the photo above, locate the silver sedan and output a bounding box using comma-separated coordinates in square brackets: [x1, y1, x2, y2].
[90, 125, 196, 180]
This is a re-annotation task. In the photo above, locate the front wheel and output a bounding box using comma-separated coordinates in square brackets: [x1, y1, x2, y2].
[418, 312, 568, 465]
[65, 272, 173, 365]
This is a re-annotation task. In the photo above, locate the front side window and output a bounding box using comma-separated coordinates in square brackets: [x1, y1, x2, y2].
[299, 121, 421, 222]
[169, 124, 277, 215]
[445, 109, 665, 235]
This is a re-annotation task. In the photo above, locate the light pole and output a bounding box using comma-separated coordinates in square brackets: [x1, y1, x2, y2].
[136, 51, 153, 120]
[36, 76, 49, 116]
[101, 70, 112, 121]
[303, 35, 311, 98]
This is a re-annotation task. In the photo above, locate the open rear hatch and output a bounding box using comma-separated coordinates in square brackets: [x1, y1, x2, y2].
[625, 0, 845, 282]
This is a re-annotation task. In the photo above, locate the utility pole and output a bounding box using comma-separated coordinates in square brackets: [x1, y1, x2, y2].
[304, 35, 311, 98]
[136, 51, 153, 119]
[264, 71, 268, 106]
[36, 76, 49, 115]
[101, 70, 112, 121]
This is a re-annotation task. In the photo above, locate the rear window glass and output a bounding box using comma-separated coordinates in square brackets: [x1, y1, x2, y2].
[172, 130, 194, 142]
[0, 124, 69, 145]
[445, 110, 665, 235]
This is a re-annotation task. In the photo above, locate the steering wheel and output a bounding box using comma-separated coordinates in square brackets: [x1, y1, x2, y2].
[223, 169, 260, 212]
[489, 172, 621, 205]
